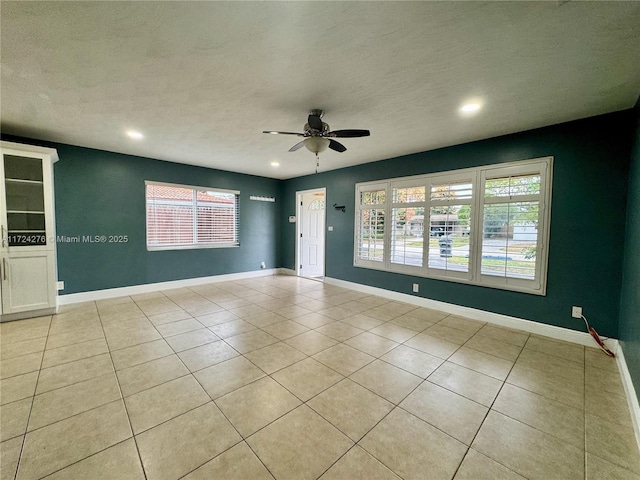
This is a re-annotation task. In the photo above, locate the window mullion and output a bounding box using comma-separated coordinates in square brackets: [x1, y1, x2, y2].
[383, 186, 391, 269]
[470, 170, 483, 282]
[192, 189, 198, 245]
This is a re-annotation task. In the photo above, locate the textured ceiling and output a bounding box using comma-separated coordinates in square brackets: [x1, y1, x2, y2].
[1, 1, 639, 179]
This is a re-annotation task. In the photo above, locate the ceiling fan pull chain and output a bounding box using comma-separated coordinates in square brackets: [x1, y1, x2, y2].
[315, 153, 319, 174]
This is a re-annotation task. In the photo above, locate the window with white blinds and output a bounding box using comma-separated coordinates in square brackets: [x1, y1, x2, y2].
[426, 175, 473, 279]
[391, 184, 426, 268]
[354, 157, 553, 295]
[146, 181, 239, 250]
[478, 167, 546, 291]
[355, 185, 386, 265]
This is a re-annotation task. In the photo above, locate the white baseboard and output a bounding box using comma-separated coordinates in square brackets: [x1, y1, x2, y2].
[616, 344, 640, 454]
[324, 276, 618, 350]
[1, 307, 57, 323]
[58, 269, 279, 305]
[277, 268, 297, 276]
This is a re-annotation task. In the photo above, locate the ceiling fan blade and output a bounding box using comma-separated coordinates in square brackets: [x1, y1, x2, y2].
[328, 139, 347, 153]
[263, 131, 304, 136]
[328, 129, 370, 138]
[307, 114, 323, 131]
[289, 140, 307, 152]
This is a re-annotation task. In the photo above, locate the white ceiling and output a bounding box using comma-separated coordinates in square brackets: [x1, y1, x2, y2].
[1, 2, 639, 180]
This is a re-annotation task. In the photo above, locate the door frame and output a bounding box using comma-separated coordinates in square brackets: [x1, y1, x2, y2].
[295, 187, 326, 279]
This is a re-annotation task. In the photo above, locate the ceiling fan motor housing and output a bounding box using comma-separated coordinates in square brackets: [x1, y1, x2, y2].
[263, 109, 369, 160]
[304, 122, 330, 136]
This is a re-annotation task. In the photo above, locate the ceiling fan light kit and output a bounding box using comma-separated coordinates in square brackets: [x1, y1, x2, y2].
[304, 137, 330, 154]
[263, 109, 370, 173]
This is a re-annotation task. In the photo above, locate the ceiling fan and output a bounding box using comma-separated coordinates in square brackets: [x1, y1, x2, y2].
[263, 109, 370, 171]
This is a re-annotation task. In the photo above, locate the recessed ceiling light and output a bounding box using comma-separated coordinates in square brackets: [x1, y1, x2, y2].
[270, 161, 280, 167]
[459, 102, 482, 115]
[126, 131, 144, 139]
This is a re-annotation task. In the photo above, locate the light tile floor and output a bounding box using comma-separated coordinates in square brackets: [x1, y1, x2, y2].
[1, 275, 639, 480]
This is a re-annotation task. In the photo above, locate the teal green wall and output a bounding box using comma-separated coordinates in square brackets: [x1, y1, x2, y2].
[620, 100, 640, 394]
[2, 108, 635, 341]
[281, 110, 634, 337]
[1, 136, 282, 295]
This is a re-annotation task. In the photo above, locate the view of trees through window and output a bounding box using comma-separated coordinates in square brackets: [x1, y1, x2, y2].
[391, 186, 425, 267]
[357, 189, 386, 262]
[355, 158, 551, 294]
[481, 174, 540, 280]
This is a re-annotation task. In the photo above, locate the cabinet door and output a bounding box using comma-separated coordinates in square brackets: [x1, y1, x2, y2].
[1, 251, 56, 313]
[1, 154, 48, 247]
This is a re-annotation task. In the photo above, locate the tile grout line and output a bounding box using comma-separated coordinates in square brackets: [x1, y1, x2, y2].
[313, 318, 483, 476]
[20, 372, 127, 435]
[36, 435, 135, 479]
[215, 323, 406, 465]
[98, 296, 149, 480]
[172, 298, 282, 479]
[11, 310, 54, 480]
[291, 353, 426, 478]
[449, 336, 528, 480]
[37, 336, 109, 370]
[26, 352, 114, 397]
[583, 344, 587, 480]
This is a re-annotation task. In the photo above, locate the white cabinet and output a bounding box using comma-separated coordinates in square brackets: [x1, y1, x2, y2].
[0, 141, 58, 320]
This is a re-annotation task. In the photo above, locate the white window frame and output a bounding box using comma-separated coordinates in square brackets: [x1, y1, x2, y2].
[145, 180, 240, 251]
[425, 171, 476, 282]
[354, 157, 553, 295]
[388, 179, 427, 274]
[354, 182, 388, 269]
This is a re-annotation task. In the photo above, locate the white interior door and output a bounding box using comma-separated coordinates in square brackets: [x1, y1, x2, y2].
[299, 190, 325, 278]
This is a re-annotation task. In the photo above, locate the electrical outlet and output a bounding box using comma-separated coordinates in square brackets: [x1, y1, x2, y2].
[412, 283, 419, 293]
[571, 306, 582, 318]
[56, 281, 64, 291]
[260, 262, 266, 269]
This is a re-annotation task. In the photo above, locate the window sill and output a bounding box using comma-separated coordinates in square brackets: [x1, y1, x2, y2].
[147, 243, 239, 252]
[353, 262, 546, 296]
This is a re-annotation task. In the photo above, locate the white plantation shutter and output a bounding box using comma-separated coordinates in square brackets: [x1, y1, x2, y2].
[354, 157, 552, 295]
[355, 184, 387, 265]
[478, 166, 548, 291]
[146, 181, 239, 250]
[426, 175, 474, 279]
[390, 183, 426, 268]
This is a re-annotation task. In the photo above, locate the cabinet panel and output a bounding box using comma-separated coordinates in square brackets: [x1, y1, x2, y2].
[1, 252, 55, 313]
[0, 142, 59, 318]
[3, 155, 48, 247]
[6, 181, 45, 212]
[3, 155, 43, 182]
